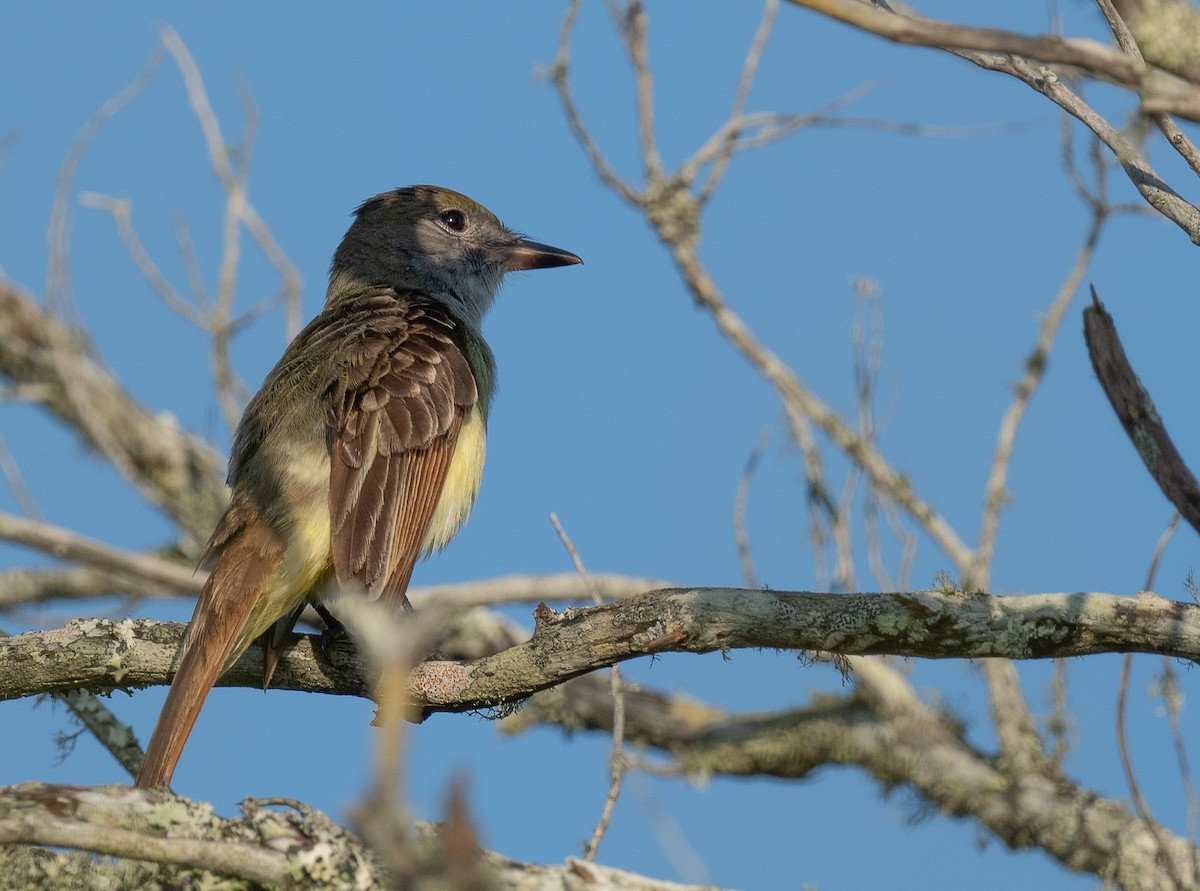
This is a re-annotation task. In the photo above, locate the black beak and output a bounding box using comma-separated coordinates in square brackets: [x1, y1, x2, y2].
[503, 238, 583, 272]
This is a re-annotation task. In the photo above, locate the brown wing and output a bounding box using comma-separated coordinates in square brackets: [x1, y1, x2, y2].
[326, 299, 477, 609]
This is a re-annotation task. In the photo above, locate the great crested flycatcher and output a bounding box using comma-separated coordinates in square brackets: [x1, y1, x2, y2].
[136, 186, 581, 790]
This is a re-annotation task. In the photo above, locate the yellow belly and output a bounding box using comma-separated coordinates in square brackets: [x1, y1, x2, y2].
[237, 445, 335, 656]
[422, 405, 487, 554]
[277, 441, 336, 600]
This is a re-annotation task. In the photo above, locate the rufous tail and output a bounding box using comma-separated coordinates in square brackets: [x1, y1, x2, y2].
[136, 521, 283, 790]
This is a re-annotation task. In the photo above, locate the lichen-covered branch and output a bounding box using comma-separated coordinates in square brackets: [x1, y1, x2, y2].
[0, 783, 719, 891]
[3, 587, 1196, 710]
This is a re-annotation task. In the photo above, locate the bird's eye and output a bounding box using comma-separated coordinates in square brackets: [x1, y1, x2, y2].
[439, 209, 468, 232]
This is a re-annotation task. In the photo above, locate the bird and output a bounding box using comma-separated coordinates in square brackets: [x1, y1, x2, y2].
[135, 185, 581, 790]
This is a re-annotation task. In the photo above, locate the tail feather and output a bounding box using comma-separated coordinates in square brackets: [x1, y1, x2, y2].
[136, 520, 284, 790]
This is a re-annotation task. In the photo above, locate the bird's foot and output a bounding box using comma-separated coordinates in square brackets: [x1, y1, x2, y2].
[313, 603, 358, 665]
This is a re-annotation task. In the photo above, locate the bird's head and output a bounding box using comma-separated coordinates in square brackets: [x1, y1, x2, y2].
[329, 185, 581, 327]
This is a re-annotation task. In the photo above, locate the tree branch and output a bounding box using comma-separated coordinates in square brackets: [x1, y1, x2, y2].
[786, 0, 1200, 245]
[1084, 289, 1200, 537]
[785, 0, 1200, 119]
[0, 278, 226, 547]
[0, 783, 719, 890]
[516, 667, 1198, 891]
[4, 587, 1197, 709]
[0, 513, 204, 596]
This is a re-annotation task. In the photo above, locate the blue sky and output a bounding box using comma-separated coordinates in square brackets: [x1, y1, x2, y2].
[3, 3, 1199, 888]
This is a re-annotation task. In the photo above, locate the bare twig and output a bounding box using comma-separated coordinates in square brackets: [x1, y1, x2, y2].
[733, 429, 770, 589]
[787, 1, 1200, 244]
[0, 435, 40, 520]
[968, 194, 1106, 588]
[1113, 509, 1193, 891]
[0, 512, 203, 596]
[1157, 655, 1200, 885]
[1116, 651, 1188, 891]
[152, 26, 304, 429]
[699, 0, 780, 203]
[46, 46, 163, 317]
[77, 193, 208, 328]
[605, 1, 663, 184]
[849, 280, 916, 593]
[553, 3, 974, 571]
[785, 0, 1200, 119]
[1144, 513, 1180, 594]
[1098, 0, 1200, 191]
[550, 514, 625, 863]
[1045, 657, 1072, 768]
[553, 0, 640, 204]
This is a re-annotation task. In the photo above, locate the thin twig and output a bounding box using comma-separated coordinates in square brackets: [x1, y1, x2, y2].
[1140, 510, 1199, 884]
[1158, 655, 1200, 886]
[949, 34, 1200, 244]
[1117, 651, 1188, 891]
[849, 280, 899, 592]
[699, 0, 780, 203]
[0, 511, 203, 595]
[606, 1, 663, 183]
[170, 211, 211, 310]
[784, 0, 1200, 118]
[786, 1, 1200, 243]
[553, 0, 640, 203]
[46, 46, 163, 318]
[1096, 0, 1200, 177]
[58, 689, 144, 779]
[550, 513, 625, 863]
[1143, 513, 1180, 593]
[77, 193, 208, 328]
[968, 193, 1107, 588]
[831, 465, 858, 593]
[1046, 658, 1071, 767]
[555, 0, 973, 571]
[1112, 513, 1192, 891]
[629, 777, 711, 885]
[159, 25, 302, 427]
[0, 434, 40, 520]
[733, 428, 770, 590]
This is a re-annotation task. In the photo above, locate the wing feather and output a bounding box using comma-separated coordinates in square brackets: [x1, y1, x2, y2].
[326, 298, 477, 610]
